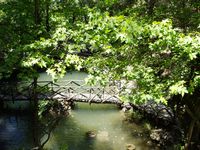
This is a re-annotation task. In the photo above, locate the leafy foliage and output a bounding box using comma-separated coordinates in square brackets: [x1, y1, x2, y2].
[0, 0, 199, 147]
[83, 17, 200, 105]
[0, 0, 199, 104]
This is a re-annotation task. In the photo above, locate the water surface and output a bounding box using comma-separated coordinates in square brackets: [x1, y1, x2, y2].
[0, 71, 153, 150]
[44, 103, 152, 150]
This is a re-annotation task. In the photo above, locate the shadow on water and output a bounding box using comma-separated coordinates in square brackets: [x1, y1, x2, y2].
[0, 72, 154, 150]
[0, 101, 62, 150]
[43, 103, 153, 150]
[0, 111, 36, 149]
[43, 115, 114, 150]
[0, 101, 154, 150]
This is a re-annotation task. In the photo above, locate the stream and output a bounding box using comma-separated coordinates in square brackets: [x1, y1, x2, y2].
[44, 103, 152, 150]
[0, 71, 154, 150]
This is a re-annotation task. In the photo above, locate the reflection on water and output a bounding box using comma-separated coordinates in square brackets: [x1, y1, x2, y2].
[44, 103, 152, 150]
[38, 71, 88, 81]
[0, 112, 36, 150]
[0, 72, 154, 150]
[0, 103, 153, 150]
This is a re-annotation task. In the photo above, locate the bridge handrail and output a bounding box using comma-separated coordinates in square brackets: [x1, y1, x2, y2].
[0, 79, 123, 101]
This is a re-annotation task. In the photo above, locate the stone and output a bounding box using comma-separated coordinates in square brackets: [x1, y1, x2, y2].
[147, 140, 153, 146]
[150, 129, 162, 141]
[125, 144, 136, 150]
[31, 147, 39, 150]
[86, 131, 96, 138]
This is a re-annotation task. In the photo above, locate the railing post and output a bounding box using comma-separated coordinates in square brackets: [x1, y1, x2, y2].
[33, 77, 38, 105]
[51, 81, 53, 92]
[102, 88, 104, 101]
[28, 82, 33, 102]
[68, 88, 71, 98]
[90, 89, 92, 100]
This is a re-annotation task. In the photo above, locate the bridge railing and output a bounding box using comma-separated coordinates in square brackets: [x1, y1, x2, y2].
[0, 81, 35, 101]
[36, 80, 121, 101]
[0, 80, 122, 102]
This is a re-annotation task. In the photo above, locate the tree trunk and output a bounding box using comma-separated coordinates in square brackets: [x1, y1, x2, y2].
[33, 77, 38, 105]
[31, 107, 40, 149]
[46, 0, 50, 32]
[34, 0, 40, 25]
[145, 0, 156, 15]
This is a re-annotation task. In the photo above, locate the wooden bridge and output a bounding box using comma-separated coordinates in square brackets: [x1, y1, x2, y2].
[0, 80, 123, 104]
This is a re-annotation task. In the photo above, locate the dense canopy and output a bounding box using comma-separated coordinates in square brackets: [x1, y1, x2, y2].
[0, 0, 199, 149]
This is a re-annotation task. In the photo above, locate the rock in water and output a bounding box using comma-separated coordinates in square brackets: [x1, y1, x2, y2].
[125, 144, 136, 150]
[86, 131, 96, 138]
